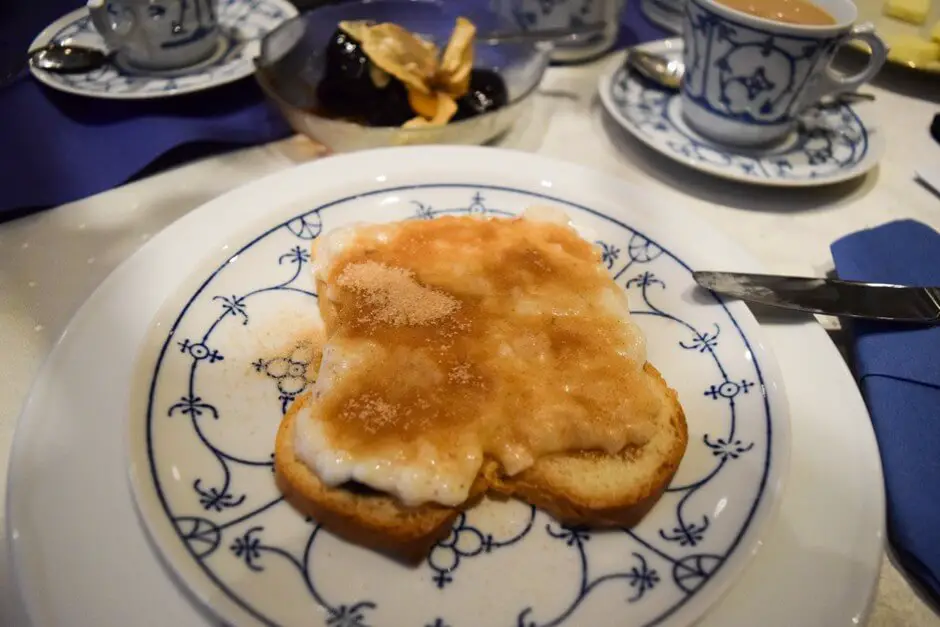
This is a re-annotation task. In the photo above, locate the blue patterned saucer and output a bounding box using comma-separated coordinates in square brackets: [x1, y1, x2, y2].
[118, 147, 790, 627]
[27, 0, 296, 99]
[598, 39, 885, 187]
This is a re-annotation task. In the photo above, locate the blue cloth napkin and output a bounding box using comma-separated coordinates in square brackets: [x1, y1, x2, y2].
[616, 0, 670, 49]
[831, 219, 940, 604]
[0, 0, 292, 221]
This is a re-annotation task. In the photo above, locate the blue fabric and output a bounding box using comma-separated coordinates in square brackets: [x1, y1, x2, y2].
[0, 0, 667, 220]
[0, 0, 292, 220]
[831, 219, 940, 605]
[616, 0, 669, 49]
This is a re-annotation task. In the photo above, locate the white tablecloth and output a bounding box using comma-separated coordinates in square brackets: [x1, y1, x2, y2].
[2, 57, 939, 626]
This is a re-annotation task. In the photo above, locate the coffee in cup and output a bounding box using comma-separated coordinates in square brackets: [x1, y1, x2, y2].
[715, 0, 837, 26]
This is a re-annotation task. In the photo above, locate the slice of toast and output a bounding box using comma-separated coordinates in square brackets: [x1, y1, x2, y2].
[484, 363, 688, 528]
[274, 362, 687, 561]
[274, 391, 491, 563]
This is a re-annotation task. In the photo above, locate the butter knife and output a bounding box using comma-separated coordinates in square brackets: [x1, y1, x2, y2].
[693, 271, 940, 323]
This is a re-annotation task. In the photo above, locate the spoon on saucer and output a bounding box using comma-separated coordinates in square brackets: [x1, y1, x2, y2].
[29, 42, 110, 74]
[625, 48, 876, 103]
[626, 49, 686, 89]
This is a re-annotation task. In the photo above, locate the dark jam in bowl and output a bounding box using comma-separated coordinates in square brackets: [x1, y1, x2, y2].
[454, 69, 509, 122]
[315, 29, 509, 128]
[316, 28, 414, 126]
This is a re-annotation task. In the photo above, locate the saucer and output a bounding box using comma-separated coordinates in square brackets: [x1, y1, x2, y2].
[598, 39, 885, 187]
[28, 0, 297, 100]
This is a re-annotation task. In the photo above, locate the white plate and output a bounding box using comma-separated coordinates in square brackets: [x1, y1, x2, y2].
[129, 156, 788, 626]
[4, 147, 882, 627]
[28, 0, 296, 100]
[598, 39, 885, 188]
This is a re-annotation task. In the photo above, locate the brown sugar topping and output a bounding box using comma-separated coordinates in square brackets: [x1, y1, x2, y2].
[336, 260, 460, 328]
[313, 214, 663, 475]
[338, 392, 399, 434]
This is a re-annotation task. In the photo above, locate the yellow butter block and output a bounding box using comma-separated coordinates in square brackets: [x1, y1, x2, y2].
[883, 0, 930, 25]
[931, 20, 940, 42]
[887, 34, 940, 65]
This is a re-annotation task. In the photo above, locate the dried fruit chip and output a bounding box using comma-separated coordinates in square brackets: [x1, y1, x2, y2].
[403, 92, 458, 128]
[432, 93, 458, 124]
[437, 17, 476, 98]
[335, 17, 489, 128]
[407, 87, 439, 119]
[340, 21, 440, 95]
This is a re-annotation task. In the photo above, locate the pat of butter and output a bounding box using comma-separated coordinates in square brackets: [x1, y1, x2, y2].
[883, 0, 930, 25]
[931, 20, 940, 41]
[887, 34, 940, 65]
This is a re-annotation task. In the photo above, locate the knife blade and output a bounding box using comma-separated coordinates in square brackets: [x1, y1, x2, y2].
[692, 271, 940, 323]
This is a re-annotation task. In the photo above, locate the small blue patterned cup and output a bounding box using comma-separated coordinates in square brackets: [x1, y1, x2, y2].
[87, 0, 220, 71]
[680, 0, 887, 146]
[489, 0, 626, 62]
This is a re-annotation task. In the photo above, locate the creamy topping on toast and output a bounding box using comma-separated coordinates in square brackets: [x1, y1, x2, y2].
[294, 208, 662, 507]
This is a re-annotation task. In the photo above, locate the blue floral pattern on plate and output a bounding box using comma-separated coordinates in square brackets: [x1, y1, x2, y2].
[598, 41, 882, 186]
[28, 0, 295, 99]
[136, 184, 782, 626]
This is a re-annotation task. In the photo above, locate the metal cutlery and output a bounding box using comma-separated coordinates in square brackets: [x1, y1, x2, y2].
[28, 43, 112, 74]
[693, 271, 940, 323]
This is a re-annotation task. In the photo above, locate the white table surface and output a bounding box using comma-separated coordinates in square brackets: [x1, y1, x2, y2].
[2, 57, 939, 626]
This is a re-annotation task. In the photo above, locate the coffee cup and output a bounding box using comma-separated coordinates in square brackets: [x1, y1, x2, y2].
[490, 0, 626, 63]
[87, 0, 220, 71]
[680, 0, 887, 146]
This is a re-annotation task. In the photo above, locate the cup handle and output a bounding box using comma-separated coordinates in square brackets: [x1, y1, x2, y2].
[801, 23, 887, 105]
[87, 0, 137, 50]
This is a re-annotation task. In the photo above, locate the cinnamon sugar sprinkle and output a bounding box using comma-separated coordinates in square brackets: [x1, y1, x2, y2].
[339, 392, 399, 434]
[336, 260, 460, 327]
[314, 215, 662, 472]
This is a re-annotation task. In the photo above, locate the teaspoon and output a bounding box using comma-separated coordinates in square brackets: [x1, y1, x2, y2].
[29, 42, 110, 74]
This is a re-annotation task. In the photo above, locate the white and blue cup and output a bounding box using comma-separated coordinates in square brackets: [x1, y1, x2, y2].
[87, 0, 220, 71]
[680, 0, 887, 146]
[490, 0, 626, 62]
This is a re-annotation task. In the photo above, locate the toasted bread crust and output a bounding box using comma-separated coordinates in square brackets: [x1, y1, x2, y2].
[275, 362, 687, 559]
[275, 392, 486, 563]
[485, 364, 687, 527]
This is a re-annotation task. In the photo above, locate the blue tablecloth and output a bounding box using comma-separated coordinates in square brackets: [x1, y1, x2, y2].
[0, 0, 668, 221]
[0, 0, 294, 221]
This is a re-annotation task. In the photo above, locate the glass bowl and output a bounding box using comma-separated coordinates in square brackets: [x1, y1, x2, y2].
[253, 0, 551, 153]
